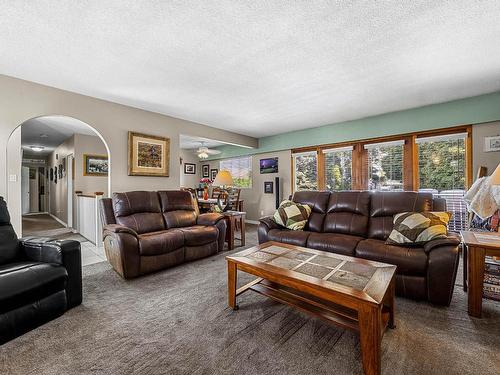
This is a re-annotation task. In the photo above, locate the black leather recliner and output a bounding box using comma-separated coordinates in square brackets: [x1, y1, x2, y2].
[0, 197, 82, 345]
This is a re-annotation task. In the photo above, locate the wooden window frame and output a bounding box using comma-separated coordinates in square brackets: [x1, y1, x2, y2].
[291, 125, 472, 193]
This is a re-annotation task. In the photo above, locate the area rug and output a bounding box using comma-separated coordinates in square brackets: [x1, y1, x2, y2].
[0, 248, 499, 374]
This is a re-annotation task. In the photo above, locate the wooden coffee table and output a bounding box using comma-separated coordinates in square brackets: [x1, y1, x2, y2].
[226, 241, 396, 375]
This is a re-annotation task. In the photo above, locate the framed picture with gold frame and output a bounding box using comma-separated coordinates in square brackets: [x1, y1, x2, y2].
[83, 154, 109, 176]
[128, 132, 170, 176]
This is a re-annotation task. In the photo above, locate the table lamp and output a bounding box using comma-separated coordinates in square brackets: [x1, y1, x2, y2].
[213, 170, 234, 212]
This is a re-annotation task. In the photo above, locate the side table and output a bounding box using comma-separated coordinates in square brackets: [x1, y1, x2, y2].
[222, 211, 246, 250]
[460, 230, 500, 318]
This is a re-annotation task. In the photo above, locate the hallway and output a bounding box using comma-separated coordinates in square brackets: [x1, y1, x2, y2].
[22, 213, 106, 266]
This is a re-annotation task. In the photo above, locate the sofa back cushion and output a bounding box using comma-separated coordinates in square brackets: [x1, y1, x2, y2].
[158, 190, 197, 228]
[0, 197, 20, 265]
[292, 191, 330, 232]
[368, 191, 433, 240]
[112, 191, 165, 234]
[323, 191, 370, 236]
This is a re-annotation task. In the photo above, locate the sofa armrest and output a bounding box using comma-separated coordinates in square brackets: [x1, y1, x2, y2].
[102, 228, 140, 279]
[21, 237, 82, 309]
[258, 216, 285, 244]
[197, 213, 224, 226]
[259, 216, 281, 230]
[103, 224, 138, 237]
[423, 235, 461, 253]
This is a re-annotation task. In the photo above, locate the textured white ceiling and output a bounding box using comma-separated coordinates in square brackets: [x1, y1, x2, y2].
[21, 116, 99, 155]
[2, 1, 500, 137]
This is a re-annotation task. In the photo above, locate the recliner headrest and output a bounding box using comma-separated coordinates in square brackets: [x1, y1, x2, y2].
[0, 197, 11, 226]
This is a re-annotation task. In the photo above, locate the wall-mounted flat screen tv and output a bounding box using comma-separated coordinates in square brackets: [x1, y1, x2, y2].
[260, 157, 278, 174]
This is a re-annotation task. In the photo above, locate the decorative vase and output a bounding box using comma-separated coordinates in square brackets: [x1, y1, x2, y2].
[203, 186, 209, 200]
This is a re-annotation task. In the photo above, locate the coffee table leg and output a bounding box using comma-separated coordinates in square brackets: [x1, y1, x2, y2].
[468, 246, 485, 318]
[227, 260, 238, 310]
[386, 278, 396, 329]
[359, 304, 382, 375]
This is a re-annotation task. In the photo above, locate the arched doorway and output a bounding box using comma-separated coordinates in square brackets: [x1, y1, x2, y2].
[6, 115, 111, 264]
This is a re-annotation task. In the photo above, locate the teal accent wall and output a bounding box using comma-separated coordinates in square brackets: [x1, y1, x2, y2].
[210, 91, 500, 159]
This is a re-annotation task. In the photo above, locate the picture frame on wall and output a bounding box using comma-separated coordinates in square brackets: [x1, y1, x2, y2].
[210, 168, 218, 181]
[484, 135, 500, 152]
[184, 163, 196, 175]
[84, 154, 109, 176]
[128, 131, 170, 177]
[264, 181, 273, 194]
[202, 164, 210, 178]
[260, 157, 279, 174]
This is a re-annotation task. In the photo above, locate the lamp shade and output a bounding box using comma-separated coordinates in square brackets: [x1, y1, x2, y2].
[491, 163, 500, 185]
[213, 170, 233, 186]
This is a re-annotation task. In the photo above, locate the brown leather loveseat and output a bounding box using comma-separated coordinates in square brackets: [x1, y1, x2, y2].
[258, 191, 460, 306]
[100, 190, 226, 279]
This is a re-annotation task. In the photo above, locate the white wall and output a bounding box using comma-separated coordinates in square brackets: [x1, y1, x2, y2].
[472, 121, 500, 177]
[179, 149, 201, 188]
[74, 133, 108, 195]
[47, 135, 74, 223]
[1, 74, 257, 233]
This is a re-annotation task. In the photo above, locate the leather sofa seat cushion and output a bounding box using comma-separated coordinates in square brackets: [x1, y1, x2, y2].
[0, 262, 67, 314]
[179, 226, 218, 246]
[355, 239, 428, 275]
[307, 233, 363, 256]
[138, 230, 184, 256]
[267, 229, 310, 247]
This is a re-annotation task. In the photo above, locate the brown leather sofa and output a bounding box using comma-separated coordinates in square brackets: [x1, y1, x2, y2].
[258, 191, 460, 306]
[100, 190, 226, 279]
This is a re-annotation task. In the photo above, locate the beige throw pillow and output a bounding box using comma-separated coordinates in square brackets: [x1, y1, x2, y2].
[273, 200, 312, 231]
[386, 211, 451, 246]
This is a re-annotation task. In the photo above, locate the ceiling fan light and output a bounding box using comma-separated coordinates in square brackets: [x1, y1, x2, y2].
[198, 152, 209, 159]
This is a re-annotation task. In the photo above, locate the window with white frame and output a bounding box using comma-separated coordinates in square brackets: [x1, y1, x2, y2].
[219, 156, 252, 188]
[365, 140, 404, 191]
[323, 146, 353, 191]
[293, 151, 318, 191]
[417, 132, 468, 231]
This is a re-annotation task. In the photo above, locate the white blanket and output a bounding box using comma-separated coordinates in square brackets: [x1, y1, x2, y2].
[464, 177, 500, 220]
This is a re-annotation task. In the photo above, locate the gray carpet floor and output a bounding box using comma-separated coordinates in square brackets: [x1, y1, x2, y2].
[1, 225, 499, 375]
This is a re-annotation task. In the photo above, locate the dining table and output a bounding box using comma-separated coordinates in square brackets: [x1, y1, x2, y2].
[197, 198, 244, 212]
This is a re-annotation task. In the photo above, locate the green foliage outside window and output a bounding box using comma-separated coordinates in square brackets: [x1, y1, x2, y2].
[418, 139, 465, 191]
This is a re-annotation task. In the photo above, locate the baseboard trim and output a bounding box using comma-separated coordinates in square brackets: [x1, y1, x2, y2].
[245, 219, 260, 225]
[49, 213, 68, 228]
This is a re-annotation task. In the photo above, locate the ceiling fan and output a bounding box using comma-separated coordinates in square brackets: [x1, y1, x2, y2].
[195, 142, 221, 159]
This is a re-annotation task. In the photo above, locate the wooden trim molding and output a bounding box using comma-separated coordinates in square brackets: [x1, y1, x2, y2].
[291, 125, 473, 193]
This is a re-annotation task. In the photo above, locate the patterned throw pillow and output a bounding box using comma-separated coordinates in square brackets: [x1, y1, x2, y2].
[273, 200, 312, 231]
[386, 211, 451, 246]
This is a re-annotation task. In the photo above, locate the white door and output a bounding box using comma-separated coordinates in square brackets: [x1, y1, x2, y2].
[67, 155, 74, 228]
[29, 168, 39, 213]
[21, 167, 30, 215]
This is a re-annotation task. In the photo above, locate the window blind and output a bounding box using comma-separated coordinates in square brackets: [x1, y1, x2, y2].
[366, 140, 404, 191]
[417, 132, 467, 231]
[219, 156, 252, 188]
[324, 147, 353, 191]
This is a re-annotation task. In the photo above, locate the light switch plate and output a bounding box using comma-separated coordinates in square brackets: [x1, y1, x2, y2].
[9, 174, 17, 182]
